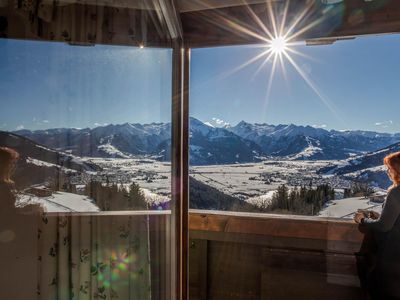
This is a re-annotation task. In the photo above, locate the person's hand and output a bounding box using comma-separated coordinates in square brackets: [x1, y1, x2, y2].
[354, 212, 365, 224]
[368, 211, 380, 220]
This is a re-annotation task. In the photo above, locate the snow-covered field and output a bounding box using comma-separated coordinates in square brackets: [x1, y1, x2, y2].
[17, 191, 100, 212]
[24, 156, 383, 216]
[190, 160, 346, 199]
[80, 158, 348, 201]
[318, 197, 383, 219]
[81, 157, 172, 196]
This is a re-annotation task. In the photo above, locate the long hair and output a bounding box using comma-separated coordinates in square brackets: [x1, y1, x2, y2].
[0, 147, 19, 184]
[384, 151, 400, 190]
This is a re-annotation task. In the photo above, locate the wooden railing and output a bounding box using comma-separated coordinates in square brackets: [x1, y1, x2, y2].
[189, 210, 370, 300]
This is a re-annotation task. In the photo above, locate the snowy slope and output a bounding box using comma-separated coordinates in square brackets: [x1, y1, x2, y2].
[17, 192, 100, 212]
[318, 196, 382, 219]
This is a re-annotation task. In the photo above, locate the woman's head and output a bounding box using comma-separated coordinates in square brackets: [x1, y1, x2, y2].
[0, 147, 19, 184]
[384, 151, 400, 189]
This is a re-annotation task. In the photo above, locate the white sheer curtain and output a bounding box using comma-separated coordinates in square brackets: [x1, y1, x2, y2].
[37, 213, 151, 300]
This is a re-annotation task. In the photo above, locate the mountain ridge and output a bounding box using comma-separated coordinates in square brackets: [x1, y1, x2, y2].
[12, 117, 400, 165]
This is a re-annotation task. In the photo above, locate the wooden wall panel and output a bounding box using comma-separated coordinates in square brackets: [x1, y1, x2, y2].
[189, 212, 369, 299]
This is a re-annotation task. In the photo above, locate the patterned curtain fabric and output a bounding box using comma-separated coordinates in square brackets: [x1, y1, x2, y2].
[37, 213, 151, 300]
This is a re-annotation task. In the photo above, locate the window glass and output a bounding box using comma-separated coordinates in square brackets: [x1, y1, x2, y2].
[0, 39, 172, 212]
[190, 34, 400, 218]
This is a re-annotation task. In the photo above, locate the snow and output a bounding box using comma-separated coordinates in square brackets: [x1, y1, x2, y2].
[344, 165, 386, 178]
[141, 188, 169, 206]
[98, 144, 131, 158]
[17, 191, 100, 212]
[35, 144, 56, 152]
[23, 150, 386, 217]
[26, 157, 77, 173]
[318, 196, 383, 219]
[246, 190, 276, 207]
[83, 157, 171, 196]
[190, 118, 213, 136]
[190, 160, 334, 199]
[26, 157, 57, 168]
[289, 137, 323, 160]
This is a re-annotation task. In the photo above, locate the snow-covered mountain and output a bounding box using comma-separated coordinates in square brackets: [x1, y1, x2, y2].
[188, 118, 264, 165]
[0, 131, 99, 172]
[318, 142, 400, 188]
[12, 118, 400, 165]
[0, 131, 100, 189]
[16, 122, 171, 158]
[229, 121, 400, 160]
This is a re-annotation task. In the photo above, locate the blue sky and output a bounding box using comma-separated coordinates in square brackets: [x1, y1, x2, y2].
[0, 34, 399, 133]
[190, 34, 400, 133]
[0, 39, 172, 131]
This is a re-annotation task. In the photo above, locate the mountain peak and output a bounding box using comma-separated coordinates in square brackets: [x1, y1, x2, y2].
[237, 120, 250, 126]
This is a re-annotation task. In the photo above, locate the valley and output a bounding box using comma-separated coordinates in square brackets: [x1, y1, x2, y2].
[1, 117, 397, 217]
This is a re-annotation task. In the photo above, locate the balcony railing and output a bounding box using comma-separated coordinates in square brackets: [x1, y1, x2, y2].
[189, 210, 369, 300]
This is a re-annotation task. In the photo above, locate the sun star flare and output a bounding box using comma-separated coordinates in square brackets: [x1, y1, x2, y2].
[269, 36, 288, 54]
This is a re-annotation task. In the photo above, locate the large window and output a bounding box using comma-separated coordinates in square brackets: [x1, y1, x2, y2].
[0, 39, 172, 212]
[0, 1, 178, 299]
[189, 34, 400, 219]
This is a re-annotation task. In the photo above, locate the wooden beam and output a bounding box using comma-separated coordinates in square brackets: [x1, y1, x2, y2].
[189, 210, 366, 243]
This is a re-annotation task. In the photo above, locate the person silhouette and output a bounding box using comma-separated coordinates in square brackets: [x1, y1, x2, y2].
[0, 147, 43, 214]
[0, 147, 44, 299]
[354, 151, 400, 299]
[0, 147, 24, 215]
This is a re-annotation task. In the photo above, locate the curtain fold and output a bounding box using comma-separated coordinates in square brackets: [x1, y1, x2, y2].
[37, 213, 151, 299]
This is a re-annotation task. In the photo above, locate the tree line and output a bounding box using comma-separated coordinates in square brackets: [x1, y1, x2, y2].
[343, 181, 374, 199]
[262, 184, 335, 215]
[84, 181, 147, 211]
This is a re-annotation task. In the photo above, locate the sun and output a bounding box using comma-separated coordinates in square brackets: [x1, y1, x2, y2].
[210, 1, 339, 120]
[269, 36, 288, 54]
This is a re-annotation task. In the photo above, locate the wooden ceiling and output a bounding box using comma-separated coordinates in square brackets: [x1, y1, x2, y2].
[180, 0, 400, 48]
[0, 0, 399, 48]
[0, 0, 180, 47]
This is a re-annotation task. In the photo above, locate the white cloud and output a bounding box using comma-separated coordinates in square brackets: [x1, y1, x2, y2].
[375, 120, 393, 129]
[208, 117, 231, 128]
[312, 124, 327, 129]
[16, 125, 24, 130]
[94, 123, 108, 127]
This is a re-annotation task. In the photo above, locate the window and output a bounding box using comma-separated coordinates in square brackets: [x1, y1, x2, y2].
[0, 1, 178, 298]
[189, 34, 400, 219]
[0, 39, 172, 212]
